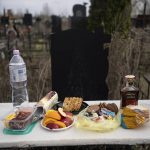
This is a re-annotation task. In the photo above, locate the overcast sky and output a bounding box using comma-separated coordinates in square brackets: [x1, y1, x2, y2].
[132, 0, 150, 17]
[1, 0, 150, 17]
[0, 0, 90, 16]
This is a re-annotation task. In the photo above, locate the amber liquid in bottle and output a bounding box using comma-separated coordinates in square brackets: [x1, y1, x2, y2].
[120, 75, 139, 108]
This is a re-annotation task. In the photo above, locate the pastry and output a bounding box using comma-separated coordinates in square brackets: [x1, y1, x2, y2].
[63, 97, 83, 112]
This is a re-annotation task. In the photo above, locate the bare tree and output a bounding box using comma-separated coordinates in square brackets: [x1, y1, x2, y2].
[16, 9, 24, 17]
[41, 3, 51, 17]
[131, 0, 148, 17]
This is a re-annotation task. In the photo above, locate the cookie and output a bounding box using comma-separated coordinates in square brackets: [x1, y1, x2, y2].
[99, 102, 118, 114]
[99, 102, 107, 111]
[106, 103, 118, 114]
[87, 105, 100, 113]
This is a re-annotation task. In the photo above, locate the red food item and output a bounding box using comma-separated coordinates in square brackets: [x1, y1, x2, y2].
[9, 110, 33, 130]
[60, 117, 73, 127]
[65, 112, 73, 117]
[16, 111, 31, 120]
[58, 107, 67, 117]
[46, 123, 60, 129]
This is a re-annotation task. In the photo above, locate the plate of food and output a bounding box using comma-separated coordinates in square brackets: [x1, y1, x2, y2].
[41, 108, 75, 131]
[52, 97, 88, 115]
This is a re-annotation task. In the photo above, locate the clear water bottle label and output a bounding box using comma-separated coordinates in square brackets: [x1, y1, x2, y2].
[9, 64, 27, 82]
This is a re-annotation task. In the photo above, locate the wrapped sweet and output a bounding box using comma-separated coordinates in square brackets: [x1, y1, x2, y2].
[121, 105, 149, 129]
[36, 91, 58, 112]
[75, 103, 121, 132]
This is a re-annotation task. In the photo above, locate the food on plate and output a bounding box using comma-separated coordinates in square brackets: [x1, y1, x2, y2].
[121, 105, 149, 129]
[65, 112, 73, 119]
[3, 107, 34, 130]
[46, 123, 60, 129]
[58, 107, 67, 117]
[42, 117, 57, 126]
[63, 97, 83, 112]
[54, 120, 66, 128]
[75, 103, 120, 131]
[52, 101, 88, 115]
[60, 117, 73, 126]
[42, 107, 74, 130]
[45, 110, 61, 120]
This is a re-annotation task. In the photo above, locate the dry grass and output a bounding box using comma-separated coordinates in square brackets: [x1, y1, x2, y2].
[0, 59, 11, 102]
[27, 54, 52, 102]
[0, 51, 52, 103]
[107, 28, 148, 99]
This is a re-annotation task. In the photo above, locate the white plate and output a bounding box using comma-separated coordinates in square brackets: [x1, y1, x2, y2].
[41, 118, 75, 131]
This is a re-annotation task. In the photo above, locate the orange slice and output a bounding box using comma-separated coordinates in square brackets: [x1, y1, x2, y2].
[54, 120, 66, 128]
[43, 117, 57, 127]
[45, 110, 61, 120]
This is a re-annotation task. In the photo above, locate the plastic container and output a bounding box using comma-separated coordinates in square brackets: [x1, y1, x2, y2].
[9, 50, 29, 107]
[2, 107, 35, 131]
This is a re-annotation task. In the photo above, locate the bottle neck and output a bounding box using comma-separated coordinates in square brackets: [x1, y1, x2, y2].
[126, 81, 134, 87]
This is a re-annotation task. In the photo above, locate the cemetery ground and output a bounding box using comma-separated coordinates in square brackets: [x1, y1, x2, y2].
[1, 27, 150, 103]
[1, 29, 150, 150]
[0, 36, 52, 103]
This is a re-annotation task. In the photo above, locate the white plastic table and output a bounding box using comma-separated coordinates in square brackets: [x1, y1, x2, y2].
[0, 100, 150, 148]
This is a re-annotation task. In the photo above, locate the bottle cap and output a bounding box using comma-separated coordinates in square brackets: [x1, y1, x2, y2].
[13, 50, 20, 55]
[125, 75, 135, 79]
[125, 75, 135, 84]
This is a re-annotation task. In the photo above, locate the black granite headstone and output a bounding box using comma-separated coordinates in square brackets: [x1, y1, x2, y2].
[50, 28, 111, 101]
[23, 13, 32, 26]
[51, 15, 61, 33]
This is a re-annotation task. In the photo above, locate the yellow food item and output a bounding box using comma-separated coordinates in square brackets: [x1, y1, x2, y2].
[122, 107, 146, 129]
[122, 108, 138, 117]
[43, 117, 57, 126]
[4, 113, 16, 128]
[122, 116, 145, 129]
[54, 120, 66, 128]
[45, 110, 61, 120]
[5, 113, 16, 120]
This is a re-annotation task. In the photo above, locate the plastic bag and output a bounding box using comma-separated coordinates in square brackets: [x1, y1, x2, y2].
[121, 106, 149, 129]
[75, 107, 121, 132]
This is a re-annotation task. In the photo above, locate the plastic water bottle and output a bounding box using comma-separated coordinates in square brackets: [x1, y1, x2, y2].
[9, 50, 29, 107]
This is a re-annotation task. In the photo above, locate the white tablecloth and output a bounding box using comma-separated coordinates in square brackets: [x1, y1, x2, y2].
[0, 100, 150, 148]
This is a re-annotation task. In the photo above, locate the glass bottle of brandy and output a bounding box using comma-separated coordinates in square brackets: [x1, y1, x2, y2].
[120, 75, 139, 108]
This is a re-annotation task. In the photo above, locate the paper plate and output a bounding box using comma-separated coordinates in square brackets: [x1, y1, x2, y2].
[41, 118, 75, 131]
